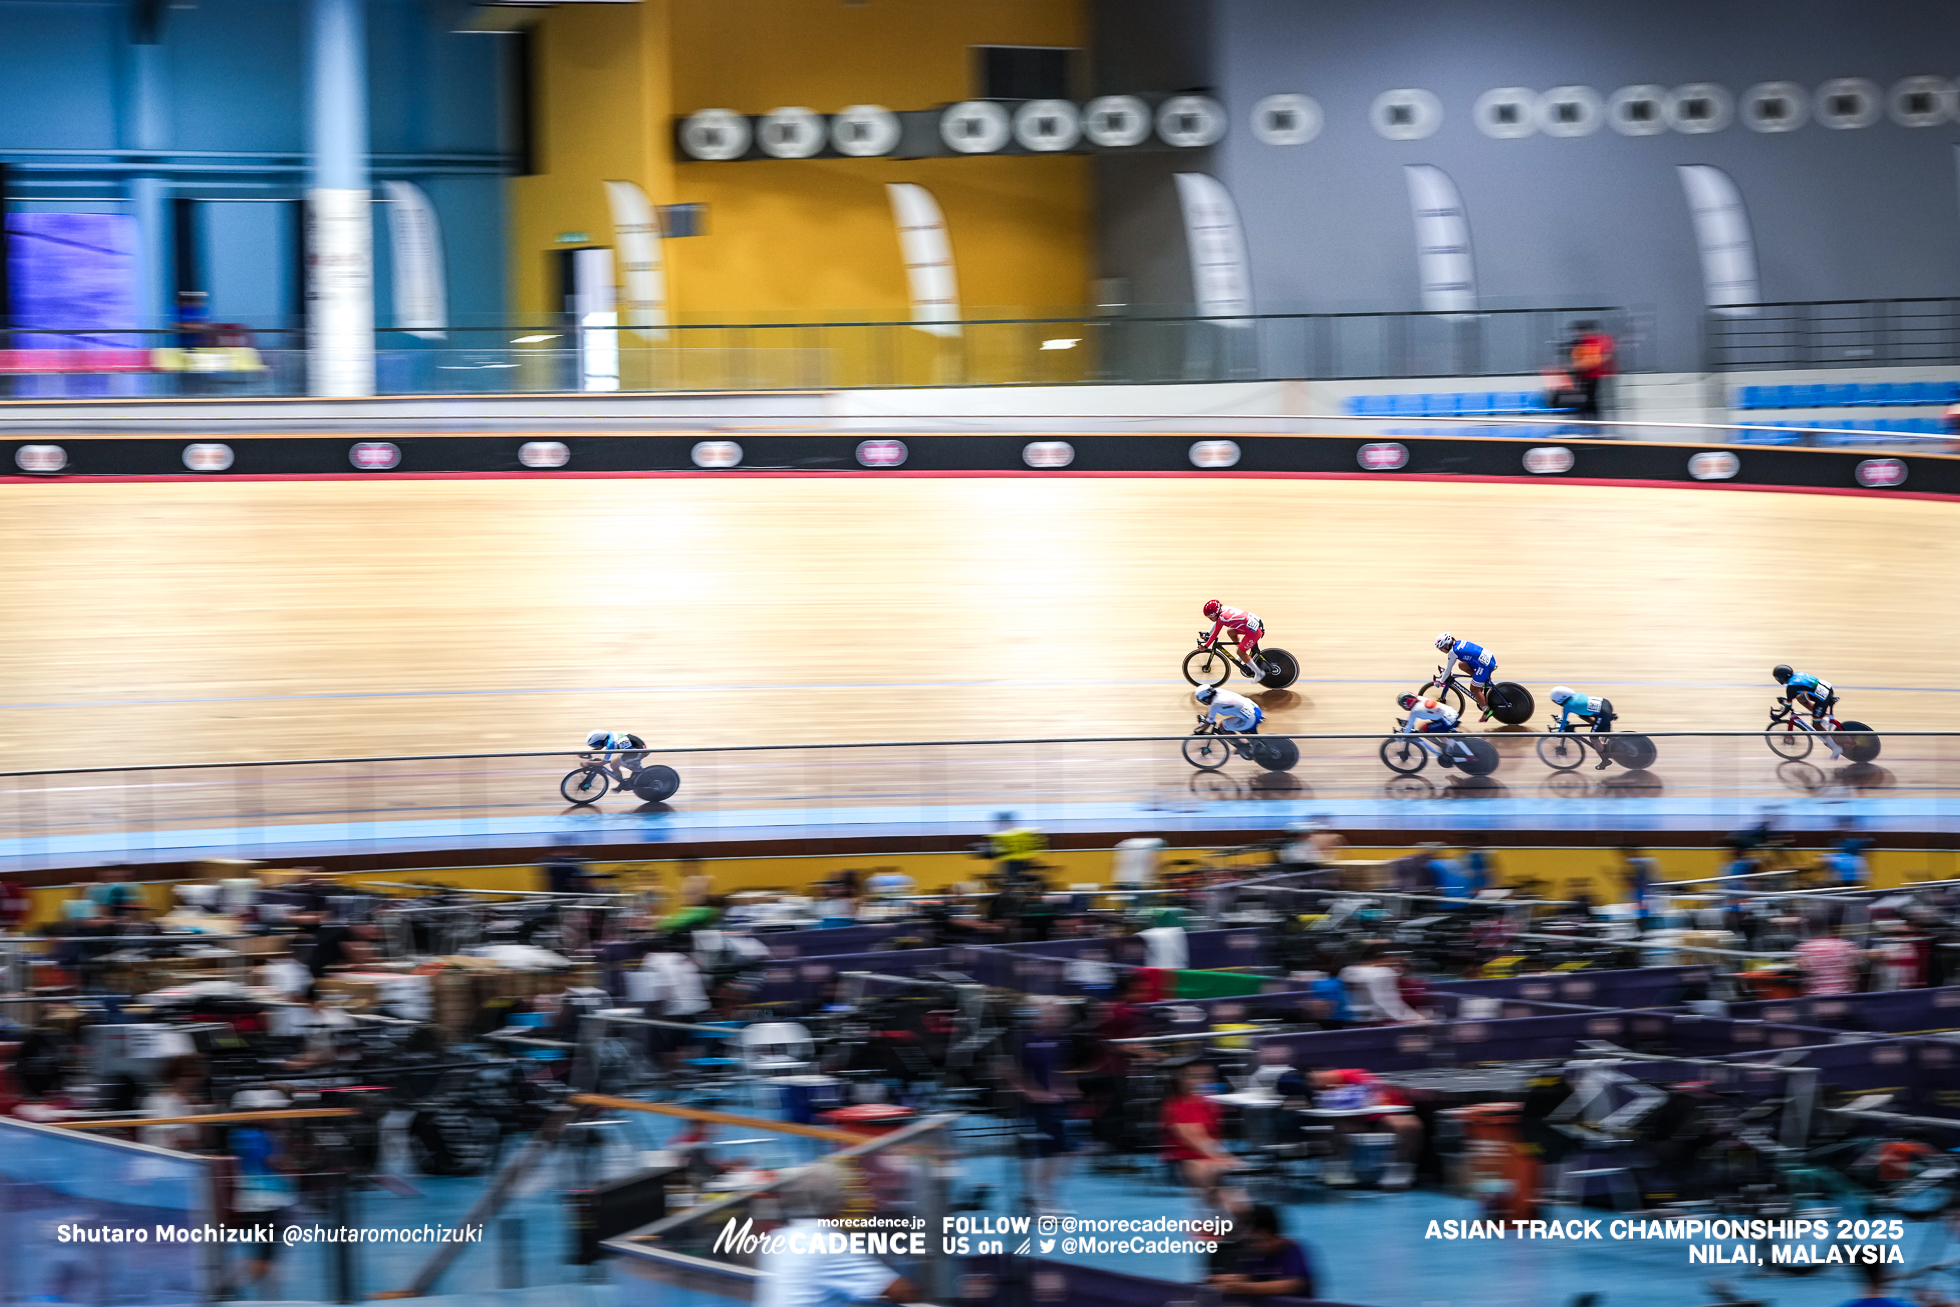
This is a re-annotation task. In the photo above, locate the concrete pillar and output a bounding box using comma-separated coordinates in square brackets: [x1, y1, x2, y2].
[305, 0, 374, 396]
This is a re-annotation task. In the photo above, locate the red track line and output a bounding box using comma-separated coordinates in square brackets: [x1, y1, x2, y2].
[0, 468, 1954, 502]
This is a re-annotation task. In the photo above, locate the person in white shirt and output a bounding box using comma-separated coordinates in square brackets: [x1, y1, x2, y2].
[1339, 946, 1421, 1024]
[639, 942, 711, 1072]
[755, 1163, 917, 1307]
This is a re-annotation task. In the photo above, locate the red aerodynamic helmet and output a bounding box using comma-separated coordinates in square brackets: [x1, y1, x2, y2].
[1203, 600, 1223, 620]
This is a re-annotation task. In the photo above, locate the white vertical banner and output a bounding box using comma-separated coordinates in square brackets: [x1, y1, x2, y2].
[1173, 173, 1253, 326]
[305, 187, 375, 396]
[381, 181, 446, 340]
[1678, 164, 1760, 315]
[886, 183, 961, 337]
[603, 180, 668, 341]
[573, 245, 619, 392]
[1403, 164, 1477, 315]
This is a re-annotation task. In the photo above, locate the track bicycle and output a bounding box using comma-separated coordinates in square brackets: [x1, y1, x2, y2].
[1183, 631, 1301, 690]
[1764, 699, 1881, 764]
[1378, 722, 1500, 777]
[1181, 719, 1301, 772]
[1536, 718, 1659, 772]
[1411, 662, 1535, 725]
[559, 752, 682, 805]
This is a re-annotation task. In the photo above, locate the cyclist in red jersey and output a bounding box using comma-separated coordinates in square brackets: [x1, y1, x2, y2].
[1201, 600, 1266, 677]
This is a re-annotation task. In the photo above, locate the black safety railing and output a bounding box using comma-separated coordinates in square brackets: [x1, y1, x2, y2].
[0, 306, 1635, 397]
[1707, 297, 1960, 371]
[0, 729, 1945, 872]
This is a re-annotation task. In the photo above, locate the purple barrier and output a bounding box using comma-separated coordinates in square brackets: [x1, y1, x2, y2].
[987, 928, 1269, 971]
[1718, 1036, 1950, 1110]
[1723, 986, 1960, 1034]
[1435, 965, 1712, 1009]
[763, 922, 910, 957]
[756, 949, 949, 1006]
[1663, 1015, 1849, 1059]
[1255, 1024, 1440, 1073]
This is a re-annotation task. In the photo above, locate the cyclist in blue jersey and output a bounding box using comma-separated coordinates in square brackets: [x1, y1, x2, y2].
[1435, 633, 1498, 718]
[1773, 665, 1844, 757]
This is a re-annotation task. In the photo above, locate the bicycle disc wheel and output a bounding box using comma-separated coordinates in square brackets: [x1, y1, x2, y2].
[1608, 734, 1658, 771]
[1182, 734, 1233, 771]
[560, 765, 611, 804]
[1765, 726, 1812, 761]
[1536, 734, 1589, 771]
[631, 764, 681, 802]
[1836, 722, 1881, 764]
[1257, 648, 1300, 689]
[1379, 736, 1429, 776]
[1183, 647, 1234, 687]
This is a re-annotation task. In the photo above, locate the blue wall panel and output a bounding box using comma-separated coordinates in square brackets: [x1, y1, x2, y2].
[0, 2, 122, 148]
[201, 200, 295, 331]
[165, 0, 306, 154]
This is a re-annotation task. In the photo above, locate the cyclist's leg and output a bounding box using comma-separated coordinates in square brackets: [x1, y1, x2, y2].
[1238, 627, 1264, 671]
[1592, 700, 1615, 733]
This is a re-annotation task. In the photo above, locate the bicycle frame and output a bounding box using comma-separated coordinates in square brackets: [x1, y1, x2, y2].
[1768, 701, 1841, 735]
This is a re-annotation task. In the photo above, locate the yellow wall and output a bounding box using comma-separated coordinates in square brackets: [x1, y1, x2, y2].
[511, 0, 1092, 328]
[509, 0, 676, 326]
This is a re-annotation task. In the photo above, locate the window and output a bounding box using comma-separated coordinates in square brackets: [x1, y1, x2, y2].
[974, 46, 1074, 101]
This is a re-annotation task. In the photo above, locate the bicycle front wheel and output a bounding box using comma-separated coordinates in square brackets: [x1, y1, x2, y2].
[1182, 733, 1234, 771]
[1414, 682, 1466, 717]
[1379, 736, 1429, 776]
[560, 765, 611, 804]
[1765, 725, 1812, 761]
[1183, 647, 1234, 687]
[1536, 734, 1589, 771]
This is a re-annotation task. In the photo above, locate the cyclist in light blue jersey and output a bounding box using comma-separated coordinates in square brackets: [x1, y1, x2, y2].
[1548, 686, 1616, 733]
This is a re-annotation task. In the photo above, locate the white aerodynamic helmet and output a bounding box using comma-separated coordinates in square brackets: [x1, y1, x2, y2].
[1435, 632, 1456, 653]
[1550, 686, 1575, 706]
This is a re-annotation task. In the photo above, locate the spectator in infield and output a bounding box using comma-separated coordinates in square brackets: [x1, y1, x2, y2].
[1161, 1060, 1244, 1210]
[1001, 1001, 1077, 1216]
[1208, 1204, 1316, 1300]
[755, 1162, 917, 1307]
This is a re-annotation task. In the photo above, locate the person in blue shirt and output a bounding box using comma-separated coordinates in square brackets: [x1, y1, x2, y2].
[1435, 633, 1498, 718]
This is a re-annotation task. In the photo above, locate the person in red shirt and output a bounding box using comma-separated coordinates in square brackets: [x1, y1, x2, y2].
[1306, 1067, 1421, 1189]
[1566, 322, 1617, 420]
[1201, 600, 1268, 678]
[1161, 1060, 1244, 1209]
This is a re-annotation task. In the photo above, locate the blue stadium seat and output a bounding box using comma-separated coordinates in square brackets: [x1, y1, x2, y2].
[1819, 384, 1858, 408]
[1349, 394, 1389, 417]
[1787, 385, 1825, 408]
[1388, 394, 1423, 417]
[1424, 393, 1462, 416]
[1735, 386, 1763, 410]
[1458, 392, 1495, 416]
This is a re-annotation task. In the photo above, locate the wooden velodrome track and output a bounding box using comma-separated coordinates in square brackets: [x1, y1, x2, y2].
[1, 470, 1956, 841]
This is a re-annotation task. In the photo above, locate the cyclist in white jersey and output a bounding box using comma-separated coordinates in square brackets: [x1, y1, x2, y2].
[1194, 685, 1264, 734]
